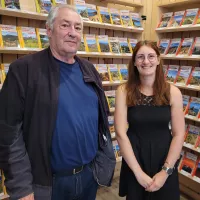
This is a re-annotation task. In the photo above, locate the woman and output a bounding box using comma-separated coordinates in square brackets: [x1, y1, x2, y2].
[114, 40, 185, 200]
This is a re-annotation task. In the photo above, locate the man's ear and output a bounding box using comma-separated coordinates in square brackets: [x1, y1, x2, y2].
[46, 24, 52, 38]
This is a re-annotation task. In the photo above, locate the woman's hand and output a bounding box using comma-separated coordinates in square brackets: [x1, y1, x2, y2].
[146, 170, 168, 192]
[135, 170, 154, 189]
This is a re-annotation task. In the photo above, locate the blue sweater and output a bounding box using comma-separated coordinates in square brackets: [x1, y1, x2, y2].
[51, 59, 99, 172]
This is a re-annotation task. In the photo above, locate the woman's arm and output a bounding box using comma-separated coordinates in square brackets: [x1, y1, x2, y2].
[114, 85, 153, 189]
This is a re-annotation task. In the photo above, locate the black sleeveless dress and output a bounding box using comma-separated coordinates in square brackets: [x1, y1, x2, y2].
[119, 93, 180, 200]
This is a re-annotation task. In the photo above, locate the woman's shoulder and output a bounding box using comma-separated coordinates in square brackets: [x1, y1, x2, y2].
[169, 84, 182, 104]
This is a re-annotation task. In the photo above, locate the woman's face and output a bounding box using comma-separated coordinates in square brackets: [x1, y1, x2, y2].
[135, 45, 160, 77]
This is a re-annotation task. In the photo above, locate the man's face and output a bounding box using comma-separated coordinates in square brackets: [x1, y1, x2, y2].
[47, 8, 82, 55]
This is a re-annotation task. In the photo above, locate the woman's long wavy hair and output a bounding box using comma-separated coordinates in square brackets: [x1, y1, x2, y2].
[126, 40, 170, 106]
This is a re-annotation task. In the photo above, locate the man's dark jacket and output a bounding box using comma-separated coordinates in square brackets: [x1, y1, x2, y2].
[0, 48, 116, 199]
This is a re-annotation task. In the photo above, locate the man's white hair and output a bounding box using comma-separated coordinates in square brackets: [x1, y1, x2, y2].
[46, 4, 83, 30]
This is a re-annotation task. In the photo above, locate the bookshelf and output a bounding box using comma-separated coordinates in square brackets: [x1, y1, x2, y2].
[100, 0, 143, 7]
[155, 1, 200, 199]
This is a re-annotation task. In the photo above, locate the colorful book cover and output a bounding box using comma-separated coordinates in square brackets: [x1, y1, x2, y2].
[188, 67, 200, 87]
[78, 34, 85, 51]
[186, 97, 200, 118]
[36, 28, 49, 49]
[193, 160, 200, 183]
[1, 63, 10, 82]
[168, 11, 185, 27]
[128, 38, 137, 53]
[52, 0, 67, 5]
[175, 66, 192, 85]
[118, 37, 131, 54]
[195, 10, 200, 25]
[35, 0, 52, 14]
[108, 64, 121, 82]
[18, 27, 39, 48]
[177, 38, 194, 56]
[163, 65, 168, 78]
[158, 39, 170, 55]
[109, 37, 120, 54]
[166, 38, 181, 55]
[118, 64, 128, 81]
[1, 0, 20, 9]
[120, 10, 132, 27]
[195, 136, 200, 150]
[84, 34, 99, 52]
[182, 8, 199, 26]
[0, 25, 20, 48]
[184, 125, 200, 148]
[86, 3, 100, 22]
[97, 35, 111, 53]
[96, 64, 110, 83]
[157, 12, 173, 28]
[108, 116, 115, 133]
[179, 152, 198, 176]
[130, 12, 142, 28]
[98, 6, 111, 24]
[112, 140, 121, 161]
[105, 90, 116, 109]
[74, 0, 89, 21]
[182, 95, 190, 114]
[166, 65, 179, 83]
[109, 8, 121, 26]
[190, 37, 200, 56]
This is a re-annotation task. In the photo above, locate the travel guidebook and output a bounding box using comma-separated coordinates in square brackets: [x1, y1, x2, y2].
[128, 38, 137, 53]
[158, 39, 170, 55]
[109, 37, 120, 54]
[118, 37, 131, 54]
[118, 64, 128, 81]
[1, 0, 20, 9]
[130, 12, 142, 28]
[182, 95, 190, 114]
[78, 34, 86, 51]
[190, 37, 200, 56]
[168, 11, 185, 27]
[35, 0, 52, 14]
[186, 97, 200, 118]
[187, 67, 200, 87]
[74, 0, 89, 21]
[166, 38, 181, 55]
[84, 34, 99, 52]
[120, 10, 132, 27]
[108, 64, 121, 82]
[157, 12, 173, 28]
[98, 6, 111, 24]
[105, 90, 116, 109]
[166, 65, 179, 83]
[177, 38, 194, 56]
[36, 28, 49, 49]
[175, 66, 192, 86]
[96, 64, 110, 83]
[86, 3, 100, 22]
[97, 35, 111, 53]
[110, 8, 122, 26]
[182, 8, 199, 26]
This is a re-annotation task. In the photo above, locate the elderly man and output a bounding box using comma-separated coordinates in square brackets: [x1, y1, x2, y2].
[0, 4, 115, 200]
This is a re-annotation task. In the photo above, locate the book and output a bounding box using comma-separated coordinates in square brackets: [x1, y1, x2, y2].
[193, 160, 200, 183]
[84, 34, 99, 52]
[109, 8, 122, 26]
[52, 0, 67, 5]
[105, 90, 116, 109]
[120, 10, 132, 27]
[166, 65, 179, 83]
[190, 37, 200, 56]
[108, 116, 115, 133]
[19, 0, 37, 12]
[166, 38, 181, 55]
[186, 97, 200, 118]
[184, 124, 200, 148]
[112, 140, 121, 161]
[118, 37, 131, 54]
[158, 39, 170, 55]
[1, 63, 10, 82]
[109, 37, 120, 54]
[177, 38, 194, 56]
[188, 67, 200, 87]
[157, 12, 173, 28]
[175, 66, 192, 86]
[130, 12, 142, 28]
[195, 135, 200, 150]
[179, 152, 198, 176]
[97, 35, 111, 53]
[182, 8, 199, 26]
[1, 0, 20, 9]
[36, 28, 49, 49]
[35, 0, 52, 14]
[96, 64, 110, 83]
[195, 10, 200, 25]
[86, 3, 100, 22]
[108, 64, 121, 82]
[0, 24, 20, 48]
[118, 64, 128, 81]
[74, 0, 89, 21]
[18, 27, 39, 48]
[128, 38, 137, 53]
[78, 34, 85, 51]
[163, 65, 168, 78]
[98, 6, 111, 24]
[182, 95, 190, 114]
[168, 11, 185, 27]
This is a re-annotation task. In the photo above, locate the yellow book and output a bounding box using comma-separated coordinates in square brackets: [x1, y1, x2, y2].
[118, 64, 128, 81]
[109, 37, 120, 54]
[0, 24, 20, 48]
[96, 64, 110, 83]
[78, 34, 86, 51]
[74, 0, 89, 21]
[84, 34, 99, 53]
[35, 0, 52, 13]
[52, 0, 67, 5]
[97, 35, 111, 53]
[128, 38, 137, 53]
[36, 28, 49, 48]
[130, 12, 142, 28]
[1, 0, 20, 9]
[97, 6, 111, 24]
[86, 3, 100, 22]
[109, 8, 122, 26]
[118, 37, 131, 54]
[105, 90, 116, 110]
[18, 26, 39, 48]
[120, 10, 132, 27]
[108, 64, 121, 82]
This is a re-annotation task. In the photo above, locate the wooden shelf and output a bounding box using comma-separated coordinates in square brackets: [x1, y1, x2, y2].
[101, 0, 143, 7]
[0, 47, 40, 54]
[156, 25, 200, 33]
[185, 115, 200, 123]
[161, 55, 200, 61]
[84, 21, 143, 33]
[183, 143, 200, 154]
[179, 170, 200, 186]
[77, 52, 132, 58]
[168, 83, 200, 92]
[0, 194, 9, 200]
[158, 0, 200, 8]
[102, 80, 127, 86]
[110, 108, 115, 113]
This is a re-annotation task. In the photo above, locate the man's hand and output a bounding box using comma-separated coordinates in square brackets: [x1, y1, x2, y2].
[146, 170, 168, 192]
[135, 170, 153, 189]
[19, 193, 34, 200]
